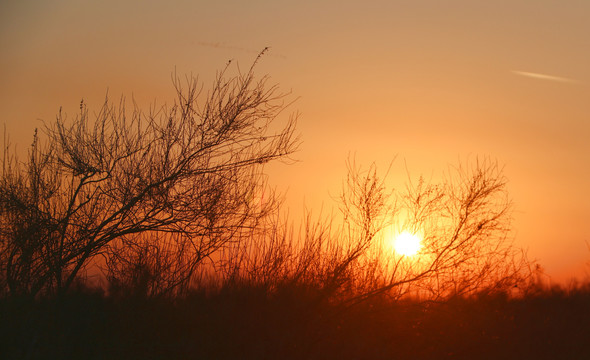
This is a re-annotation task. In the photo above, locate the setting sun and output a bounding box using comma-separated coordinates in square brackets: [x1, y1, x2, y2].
[394, 231, 422, 256]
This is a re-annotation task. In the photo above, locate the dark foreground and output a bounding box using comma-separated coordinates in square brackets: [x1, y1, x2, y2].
[2, 284, 590, 360]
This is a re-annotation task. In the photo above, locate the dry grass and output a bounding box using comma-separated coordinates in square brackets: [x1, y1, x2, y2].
[2, 280, 590, 359]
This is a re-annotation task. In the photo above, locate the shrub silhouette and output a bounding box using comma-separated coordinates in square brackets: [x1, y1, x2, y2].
[0, 53, 298, 297]
[206, 157, 532, 306]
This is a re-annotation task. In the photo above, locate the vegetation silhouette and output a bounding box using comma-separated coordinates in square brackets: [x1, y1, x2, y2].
[2, 277, 590, 359]
[1, 56, 589, 359]
[0, 51, 298, 298]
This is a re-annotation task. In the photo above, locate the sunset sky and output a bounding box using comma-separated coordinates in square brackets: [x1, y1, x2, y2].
[1, 0, 589, 282]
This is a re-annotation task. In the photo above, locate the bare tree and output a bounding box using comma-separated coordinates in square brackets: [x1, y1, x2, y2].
[201, 156, 530, 306]
[0, 55, 298, 297]
[338, 157, 532, 304]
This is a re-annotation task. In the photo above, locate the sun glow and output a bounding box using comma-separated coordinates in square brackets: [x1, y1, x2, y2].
[393, 231, 422, 256]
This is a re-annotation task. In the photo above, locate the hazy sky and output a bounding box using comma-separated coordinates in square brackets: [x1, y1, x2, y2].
[1, 0, 589, 281]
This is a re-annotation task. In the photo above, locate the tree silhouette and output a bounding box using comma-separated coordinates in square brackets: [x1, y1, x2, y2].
[0, 56, 298, 297]
[206, 157, 531, 305]
[335, 157, 531, 303]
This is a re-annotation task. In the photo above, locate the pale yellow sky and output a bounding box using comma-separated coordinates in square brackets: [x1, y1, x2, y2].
[1, 0, 589, 281]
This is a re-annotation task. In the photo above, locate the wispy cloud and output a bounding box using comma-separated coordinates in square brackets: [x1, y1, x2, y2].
[512, 70, 578, 84]
[195, 41, 286, 59]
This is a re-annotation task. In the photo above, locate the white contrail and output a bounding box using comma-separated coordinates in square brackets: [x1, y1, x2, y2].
[512, 70, 578, 83]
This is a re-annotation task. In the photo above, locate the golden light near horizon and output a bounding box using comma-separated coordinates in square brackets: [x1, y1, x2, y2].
[0, 0, 588, 284]
[393, 231, 422, 257]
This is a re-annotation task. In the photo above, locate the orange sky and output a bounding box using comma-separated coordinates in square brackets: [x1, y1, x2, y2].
[1, 0, 589, 282]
